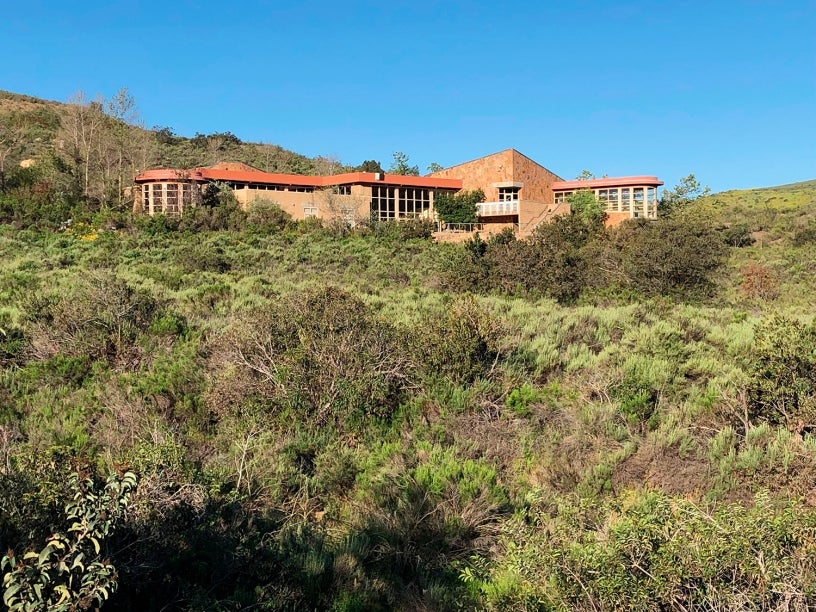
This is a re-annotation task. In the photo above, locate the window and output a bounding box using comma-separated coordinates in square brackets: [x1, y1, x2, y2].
[166, 184, 179, 215]
[397, 187, 430, 218]
[152, 183, 163, 213]
[304, 207, 318, 219]
[498, 186, 520, 201]
[554, 191, 572, 205]
[336, 185, 352, 196]
[621, 188, 631, 211]
[182, 183, 193, 208]
[371, 185, 396, 220]
[142, 186, 150, 212]
[633, 187, 645, 217]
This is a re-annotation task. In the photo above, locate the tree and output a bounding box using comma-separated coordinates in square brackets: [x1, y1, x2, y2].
[99, 87, 140, 209]
[62, 91, 105, 203]
[389, 151, 419, 176]
[659, 173, 711, 215]
[355, 159, 384, 173]
[576, 169, 596, 180]
[426, 162, 444, 174]
[435, 189, 485, 224]
[567, 189, 605, 223]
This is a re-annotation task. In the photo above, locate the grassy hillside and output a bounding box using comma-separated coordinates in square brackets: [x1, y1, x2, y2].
[0, 89, 336, 189]
[1, 90, 815, 609]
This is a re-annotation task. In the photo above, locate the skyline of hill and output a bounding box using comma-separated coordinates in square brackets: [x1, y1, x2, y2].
[3, 89, 813, 196]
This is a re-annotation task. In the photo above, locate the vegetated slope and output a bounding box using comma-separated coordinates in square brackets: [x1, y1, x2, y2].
[0, 88, 330, 178]
[697, 179, 816, 310]
[1, 162, 815, 607]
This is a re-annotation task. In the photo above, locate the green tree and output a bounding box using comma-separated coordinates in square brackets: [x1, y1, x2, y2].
[435, 189, 485, 224]
[567, 189, 605, 223]
[388, 151, 419, 176]
[354, 159, 384, 173]
[426, 162, 444, 173]
[659, 173, 711, 215]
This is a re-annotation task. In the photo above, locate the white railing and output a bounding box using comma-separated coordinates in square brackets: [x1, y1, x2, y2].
[477, 200, 518, 216]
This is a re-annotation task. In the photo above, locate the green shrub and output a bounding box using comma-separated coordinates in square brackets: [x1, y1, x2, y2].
[232, 286, 412, 431]
[505, 384, 538, 417]
[610, 216, 727, 299]
[747, 315, 816, 430]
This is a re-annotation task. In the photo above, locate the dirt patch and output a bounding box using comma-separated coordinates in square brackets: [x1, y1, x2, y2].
[613, 441, 711, 498]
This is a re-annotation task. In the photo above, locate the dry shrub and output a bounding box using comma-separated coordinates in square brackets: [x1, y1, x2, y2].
[740, 263, 779, 301]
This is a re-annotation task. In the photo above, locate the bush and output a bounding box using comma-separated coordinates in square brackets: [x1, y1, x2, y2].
[435, 189, 484, 224]
[720, 223, 754, 247]
[245, 199, 292, 232]
[740, 264, 779, 301]
[609, 217, 727, 300]
[747, 315, 816, 431]
[232, 286, 413, 431]
[411, 297, 503, 385]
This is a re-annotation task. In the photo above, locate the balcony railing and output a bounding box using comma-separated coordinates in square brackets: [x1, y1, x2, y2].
[477, 200, 519, 216]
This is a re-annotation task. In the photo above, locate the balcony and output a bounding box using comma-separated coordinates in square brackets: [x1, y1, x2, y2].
[477, 200, 518, 216]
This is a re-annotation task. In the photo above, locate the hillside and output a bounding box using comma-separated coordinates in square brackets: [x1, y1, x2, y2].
[0, 89, 337, 206]
[1, 92, 816, 610]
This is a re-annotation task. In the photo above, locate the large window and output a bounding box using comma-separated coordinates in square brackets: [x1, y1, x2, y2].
[371, 186, 396, 219]
[372, 186, 430, 220]
[398, 188, 430, 218]
[632, 187, 645, 217]
[182, 184, 193, 209]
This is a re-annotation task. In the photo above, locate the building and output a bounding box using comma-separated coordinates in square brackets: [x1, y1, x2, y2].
[134, 161, 461, 225]
[133, 150, 663, 232]
[551, 176, 664, 225]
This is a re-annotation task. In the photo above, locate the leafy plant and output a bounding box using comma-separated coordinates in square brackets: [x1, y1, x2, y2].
[2, 469, 137, 611]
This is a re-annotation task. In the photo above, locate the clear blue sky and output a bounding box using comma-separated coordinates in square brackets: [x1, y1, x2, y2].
[2, 0, 814, 192]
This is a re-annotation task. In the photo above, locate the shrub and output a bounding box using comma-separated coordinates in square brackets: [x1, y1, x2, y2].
[26, 273, 162, 366]
[435, 189, 485, 224]
[232, 286, 413, 430]
[411, 297, 503, 385]
[792, 220, 816, 246]
[720, 223, 754, 247]
[2, 469, 137, 612]
[747, 315, 816, 431]
[245, 199, 292, 232]
[610, 217, 727, 299]
[740, 264, 779, 301]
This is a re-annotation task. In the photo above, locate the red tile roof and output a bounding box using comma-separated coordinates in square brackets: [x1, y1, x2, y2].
[134, 168, 462, 190]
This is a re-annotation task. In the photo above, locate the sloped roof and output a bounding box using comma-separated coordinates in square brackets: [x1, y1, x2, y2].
[134, 167, 462, 190]
[552, 176, 664, 190]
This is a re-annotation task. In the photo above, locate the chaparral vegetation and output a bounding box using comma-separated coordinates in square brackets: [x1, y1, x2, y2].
[1, 90, 815, 611]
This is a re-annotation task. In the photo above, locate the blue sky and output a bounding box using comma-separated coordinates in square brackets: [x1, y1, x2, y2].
[2, 0, 814, 192]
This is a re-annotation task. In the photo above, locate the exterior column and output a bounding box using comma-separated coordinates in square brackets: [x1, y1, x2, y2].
[644, 187, 650, 218]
